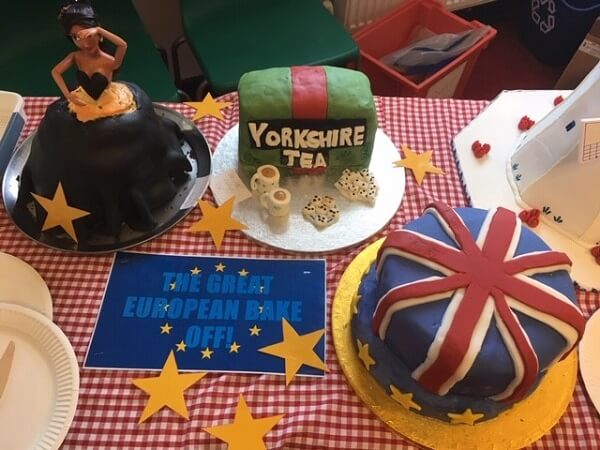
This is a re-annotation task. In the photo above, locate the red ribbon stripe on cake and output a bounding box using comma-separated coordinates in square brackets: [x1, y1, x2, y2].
[291, 66, 328, 119]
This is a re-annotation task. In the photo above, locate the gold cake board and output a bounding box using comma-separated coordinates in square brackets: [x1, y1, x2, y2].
[332, 239, 578, 450]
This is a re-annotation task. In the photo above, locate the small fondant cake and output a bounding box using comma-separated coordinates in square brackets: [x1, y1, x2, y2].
[238, 66, 377, 175]
[18, 83, 192, 243]
[352, 202, 585, 424]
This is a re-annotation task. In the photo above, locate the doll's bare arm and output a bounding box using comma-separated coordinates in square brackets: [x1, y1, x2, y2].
[51, 53, 85, 105]
[97, 27, 128, 70]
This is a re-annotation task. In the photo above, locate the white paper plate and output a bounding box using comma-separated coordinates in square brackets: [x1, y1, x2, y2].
[580, 308, 600, 416]
[0, 303, 79, 450]
[212, 126, 405, 253]
[0, 252, 52, 319]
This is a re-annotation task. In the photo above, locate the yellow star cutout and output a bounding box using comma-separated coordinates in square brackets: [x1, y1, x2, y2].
[258, 318, 328, 385]
[238, 268, 249, 276]
[203, 395, 283, 450]
[176, 340, 187, 352]
[201, 347, 214, 359]
[229, 342, 241, 353]
[187, 197, 247, 250]
[352, 292, 361, 315]
[169, 282, 176, 290]
[160, 323, 173, 334]
[447, 408, 485, 425]
[186, 92, 232, 121]
[393, 145, 444, 185]
[31, 182, 91, 243]
[215, 262, 226, 272]
[131, 351, 206, 423]
[190, 266, 201, 275]
[249, 324, 262, 336]
[390, 385, 422, 411]
[356, 339, 376, 371]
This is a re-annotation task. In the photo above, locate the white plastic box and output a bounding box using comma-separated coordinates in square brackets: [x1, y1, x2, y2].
[0, 91, 26, 180]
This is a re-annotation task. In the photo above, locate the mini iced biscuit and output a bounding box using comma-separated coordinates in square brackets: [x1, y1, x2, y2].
[303, 195, 340, 229]
[334, 169, 378, 204]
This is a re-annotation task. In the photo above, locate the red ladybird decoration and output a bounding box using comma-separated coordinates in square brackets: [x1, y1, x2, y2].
[592, 245, 600, 265]
[518, 116, 535, 131]
[519, 208, 541, 228]
[471, 140, 491, 159]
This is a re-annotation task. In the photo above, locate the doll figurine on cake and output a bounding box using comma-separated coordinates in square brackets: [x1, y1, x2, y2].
[17, 0, 193, 246]
[53, 0, 129, 113]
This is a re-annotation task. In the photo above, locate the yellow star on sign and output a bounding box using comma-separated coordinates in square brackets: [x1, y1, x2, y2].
[176, 340, 187, 352]
[258, 318, 328, 385]
[187, 197, 247, 250]
[229, 342, 241, 353]
[390, 385, 421, 411]
[190, 266, 201, 275]
[203, 395, 283, 450]
[169, 282, 177, 290]
[185, 93, 232, 121]
[447, 408, 485, 425]
[160, 323, 173, 334]
[215, 262, 226, 272]
[201, 347, 214, 359]
[356, 339, 375, 371]
[31, 182, 91, 243]
[131, 351, 206, 423]
[393, 145, 444, 186]
[238, 268, 249, 276]
[249, 325, 261, 336]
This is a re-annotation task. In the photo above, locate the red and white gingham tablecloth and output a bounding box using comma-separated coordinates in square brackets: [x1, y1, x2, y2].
[2, 95, 599, 449]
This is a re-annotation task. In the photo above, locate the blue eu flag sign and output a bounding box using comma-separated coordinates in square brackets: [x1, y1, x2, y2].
[85, 252, 326, 378]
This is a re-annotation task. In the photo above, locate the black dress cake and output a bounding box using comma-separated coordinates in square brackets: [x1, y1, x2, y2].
[18, 83, 192, 243]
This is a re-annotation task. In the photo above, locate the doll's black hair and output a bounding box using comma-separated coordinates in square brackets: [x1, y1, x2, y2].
[58, 0, 99, 36]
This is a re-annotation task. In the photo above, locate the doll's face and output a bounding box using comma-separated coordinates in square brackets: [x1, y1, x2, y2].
[69, 25, 99, 51]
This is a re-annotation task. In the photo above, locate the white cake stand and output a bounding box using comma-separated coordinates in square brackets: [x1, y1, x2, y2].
[211, 125, 405, 253]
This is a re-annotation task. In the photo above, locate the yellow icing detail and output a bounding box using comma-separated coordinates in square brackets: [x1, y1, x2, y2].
[356, 338, 376, 371]
[351, 290, 362, 315]
[447, 408, 485, 425]
[68, 82, 137, 122]
[389, 385, 422, 411]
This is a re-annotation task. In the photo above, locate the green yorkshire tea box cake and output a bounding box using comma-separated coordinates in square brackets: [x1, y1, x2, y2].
[238, 66, 378, 175]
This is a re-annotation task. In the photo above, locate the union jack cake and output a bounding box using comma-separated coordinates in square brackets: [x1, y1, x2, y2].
[352, 202, 586, 424]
